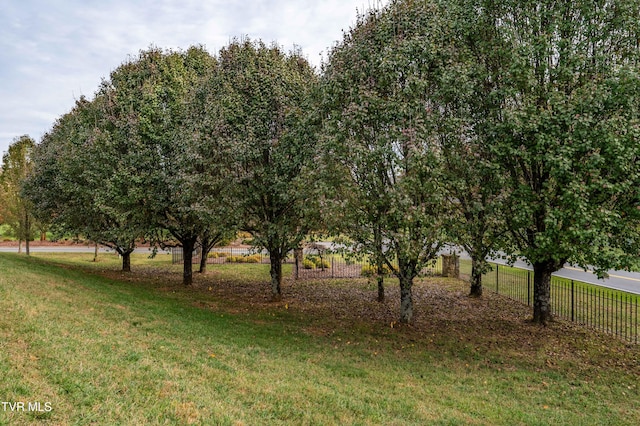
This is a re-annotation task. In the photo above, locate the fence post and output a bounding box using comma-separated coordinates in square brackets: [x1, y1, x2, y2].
[571, 280, 575, 322]
[331, 257, 334, 279]
[527, 270, 531, 306]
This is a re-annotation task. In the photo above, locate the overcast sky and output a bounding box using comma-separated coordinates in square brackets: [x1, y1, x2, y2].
[0, 0, 388, 158]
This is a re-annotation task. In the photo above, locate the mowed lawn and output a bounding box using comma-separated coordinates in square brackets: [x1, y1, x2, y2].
[0, 253, 639, 425]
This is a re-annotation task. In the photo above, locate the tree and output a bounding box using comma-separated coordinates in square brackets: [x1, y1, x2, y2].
[101, 46, 228, 284]
[421, 0, 508, 298]
[24, 97, 144, 271]
[1, 135, 36, 255]
[441, 135, 506, 297]
[468, 0, 640, 323]
[211, 39, 319, 300]
[320, 3, 448, 323]
[181, 53, 238, 275]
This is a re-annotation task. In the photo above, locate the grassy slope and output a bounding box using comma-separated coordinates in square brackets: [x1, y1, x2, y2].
[0, 253, 638, 425]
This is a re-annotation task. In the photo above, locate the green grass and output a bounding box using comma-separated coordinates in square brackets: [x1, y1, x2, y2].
[1, 253, 639, 425]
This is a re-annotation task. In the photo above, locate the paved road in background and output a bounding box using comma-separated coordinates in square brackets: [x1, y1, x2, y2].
[436, 244, 640, 295]
[0, 246, 170, 255]
[477, 255, 640, 295]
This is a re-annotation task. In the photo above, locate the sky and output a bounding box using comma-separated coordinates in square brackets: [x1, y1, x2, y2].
[0, 0, 388, 158]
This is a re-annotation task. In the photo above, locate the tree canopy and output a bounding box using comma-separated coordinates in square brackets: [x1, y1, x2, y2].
[320, 2, 449, 323]
[13, 0, 640, 325]
[97, 46, 232, 282]
[467, 0, 640, 323]
[210, 39, 319, 300]
[1, 135, 37, 254]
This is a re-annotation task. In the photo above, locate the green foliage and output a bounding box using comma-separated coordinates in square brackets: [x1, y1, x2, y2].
[320, 0, 449, 322]
[22, 97, 141, 267]
[22, 46, 238, 277]
[17, 0, 640, 326]
[204, 38, 319, 298]
[446, 0, 640, 321]
[0, 224, 13, 241]
[0, 135, 37, 247]
[477, 0, 640, 272]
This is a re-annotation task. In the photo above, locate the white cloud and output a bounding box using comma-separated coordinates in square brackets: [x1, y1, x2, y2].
[0, 0, 388, 157]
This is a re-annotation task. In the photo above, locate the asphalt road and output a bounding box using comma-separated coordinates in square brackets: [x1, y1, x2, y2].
[484, 256, 640, 295]
[0, 245, 170, 255]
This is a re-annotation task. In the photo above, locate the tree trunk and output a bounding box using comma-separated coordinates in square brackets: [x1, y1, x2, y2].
[374, 226, 384, 302]
[377, 275, 385, 302]
[399, 274, 414, 323]
[270, 253, 283, 301]
[198, 234, 214, 274]
[293, 247, 303, 280]
[469, 257, 483, 297]
[376, 251, 385, 303]
[24, 211, 30, 256]
[122, 251, 132, 272]
[182, 238, 197, 286]
[199, 250, 208, 274]
[40, 232, 46, 241]
[93, 242, 99, 262]
[18, 239, 22, 254]
[532, 261, 557, 325]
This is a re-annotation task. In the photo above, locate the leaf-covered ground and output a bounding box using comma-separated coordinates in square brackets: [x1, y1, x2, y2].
[98, 260, 640, 382]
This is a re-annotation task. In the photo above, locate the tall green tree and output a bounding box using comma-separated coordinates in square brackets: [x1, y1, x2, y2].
[422, 0, 508, 298]
[101, 46, 227, 284]
[320, 3, 448, 323]
[1, 135, 36, 255]
[24, 98, 144, 271]
[441, 136, 506, 297]
[468, 0, 640, 323]
[211, 39, 318, 301]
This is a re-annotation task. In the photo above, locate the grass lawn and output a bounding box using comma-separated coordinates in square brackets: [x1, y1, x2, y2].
[0, 252, 639, 425]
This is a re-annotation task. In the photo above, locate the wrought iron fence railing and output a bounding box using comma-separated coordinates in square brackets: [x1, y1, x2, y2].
[477, 262, 639, 344]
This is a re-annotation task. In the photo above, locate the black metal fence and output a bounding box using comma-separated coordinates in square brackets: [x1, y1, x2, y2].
[479, 262, 639, 344]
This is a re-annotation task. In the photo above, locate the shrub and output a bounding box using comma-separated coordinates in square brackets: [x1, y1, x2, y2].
[208, 252, 227, 258]
[226, 254, 261, 263]
[304, 256, 330, 269]
[316, 258, 330, 269]
[361, 264, 392, 277]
